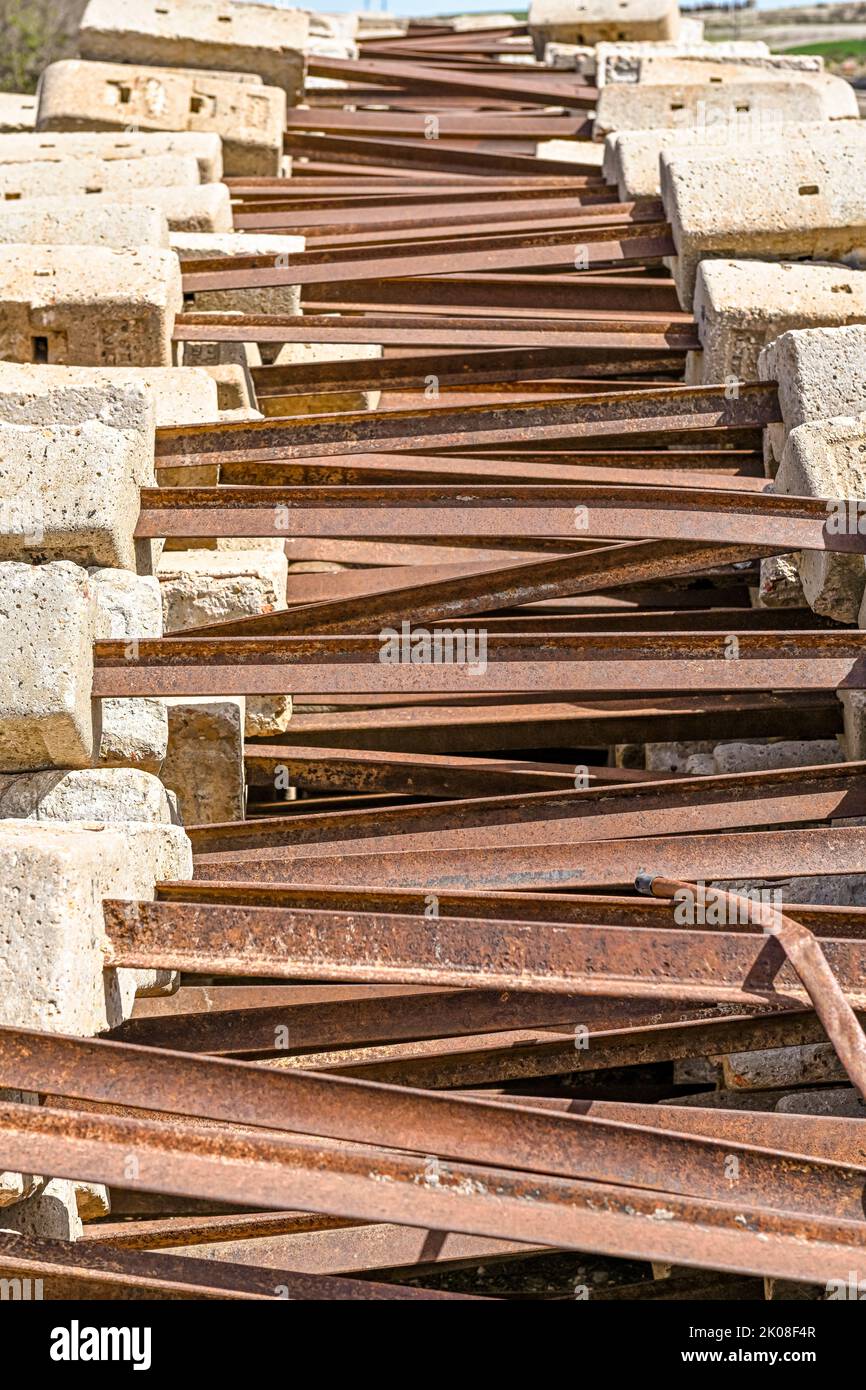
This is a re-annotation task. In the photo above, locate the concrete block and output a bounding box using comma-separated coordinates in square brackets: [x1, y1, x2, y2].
[158, 546, 288, 629]
[0, 200, 169, 251]
[0, 817, 192, 1033]
[89, 569, 168, 774]
[711, 739, 843, 775]
[75, 1183, 111, 1221]
[37, 60, 285, 176]
[840, 690, 866, 761]
[594, 72, 857, 144]
[0, 562, 98, 772]
[163, 698, 246, 824]
[0, 152, 201, 198]
[645, 740, 714, 773]
[0, 128, 223, 181]
[263, 341, 382, 415]
[172, 231, 304, 317]
[606, 118, 866, 200]
[179, 339, 262, 381]
[0, 362, 219, 433]
[78, 0, 309, 104]
[759, 325, 866, 467]
[776, 414, 866, 621]
[0, 768, 174, 825]
[75, 183, 233, 233]
[0, 1180, 82, 1240]
[0, 415, 150, 571]
[201, 363, 252, 410]
[534, 138, 605, 167]
[0, 92, 37, 133]
[0, 245, 182, 367]
[528, 0, 679, 59]
[245, 694, 293, 738]
[633, 54, 824, 85]
[596, 41, 771, 86]
[693, 260, 866, 384]
[752, 554, 807, 610]
[661, 136, 866, 308]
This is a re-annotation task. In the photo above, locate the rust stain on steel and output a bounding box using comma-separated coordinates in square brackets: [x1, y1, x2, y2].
[91, 629, 866, 698]
[2, 1024, 865, 1226]
[133, 481, 863, 554]
[190, 825, 866, 893]
[2, 1095, 865, 1285]
[100, 897, 866, 1009]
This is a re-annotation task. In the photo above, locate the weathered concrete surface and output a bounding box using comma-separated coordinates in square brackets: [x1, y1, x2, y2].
[78, 0, 308, 103]
[0, 245, 182, 367]
[692, 260, 866, 384]
[593, 39, 768, 86]
[534, 138, 605, 166]
[0, 562, 98, 771]
[529, 0, 679, 59]
[0, 201, 169, 251]
[0, 412, 151, 570]
[606, 117, 866, 200]
[595, 72, 857, 143]
[752, 554, 808, 610]
[661, 137, 866, 307]
[0, 152, 202, 198]
[688, 739, 843, 776]
[0, 768, 175, 825]
[172, 231, 304, 317]
[0, 1180, 82, 1240]
[0, 817, 191, 1033]
[201, 363, 252, 410]
[0, 92, 37, 133]
[775, 414, 866, 622]
[633, 54, 824, 85]
[158, 546, 288, 629]
[645, 740, 715, 774]
[0, 128, 223, 181]
[0, 359, 214, 433]
[64, 182, 233, 233]
[162, 697, 246, 824]
[90, 568, 168, 774]
[37, 60, 285, 175]
[759, 325, 866, 466]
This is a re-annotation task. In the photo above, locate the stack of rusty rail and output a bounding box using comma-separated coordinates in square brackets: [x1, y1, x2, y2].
[5, 26, 866, 1303]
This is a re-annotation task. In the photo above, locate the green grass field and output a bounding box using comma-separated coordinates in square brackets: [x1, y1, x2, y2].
[783, 38, 866, 60]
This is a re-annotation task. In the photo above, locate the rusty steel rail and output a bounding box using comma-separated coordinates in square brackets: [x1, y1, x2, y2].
[0, 1233, 463, 1301]
[180, 759, 866, 857]
[100, 894, 866, 1007]
[154, 382, 779, 461]
[5, 1098, 866, 1285]
[3, 1025, 866, 1228]
[134, 483, 862, 553]
[91, 631, 866, 698]
[189, 825, 866, 892]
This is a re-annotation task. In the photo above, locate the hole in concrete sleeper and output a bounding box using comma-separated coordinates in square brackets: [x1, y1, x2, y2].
[799, 185, 820, 196]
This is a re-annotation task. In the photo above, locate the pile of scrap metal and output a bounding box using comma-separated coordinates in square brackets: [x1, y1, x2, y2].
[3, 0, 866, 1302]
